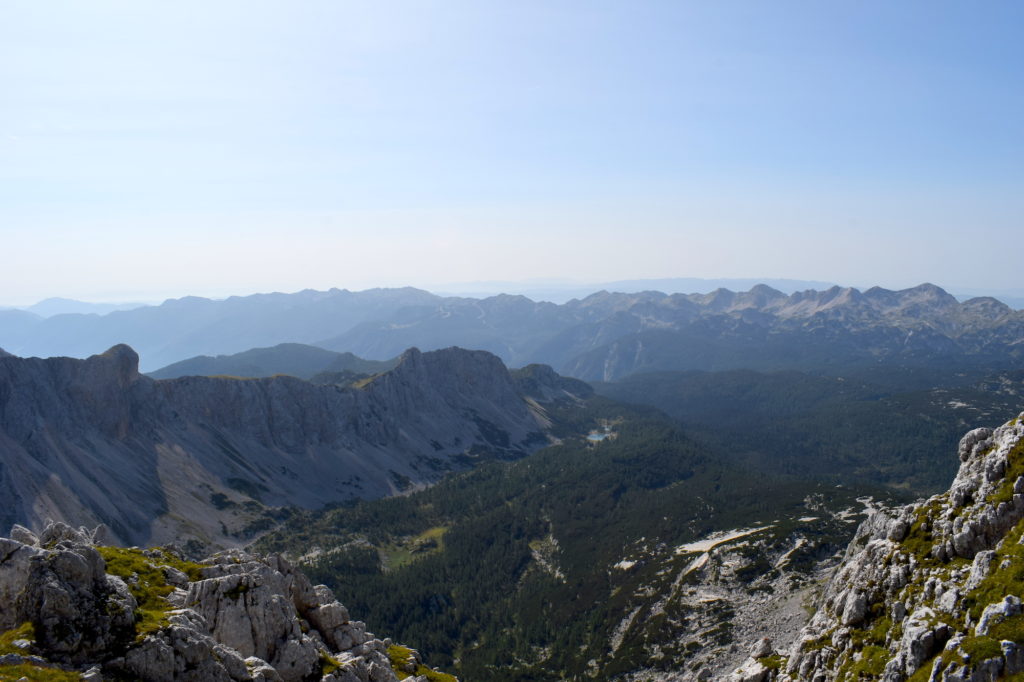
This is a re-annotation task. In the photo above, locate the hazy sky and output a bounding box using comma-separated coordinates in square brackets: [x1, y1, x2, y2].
[1, 1, 1022, 305]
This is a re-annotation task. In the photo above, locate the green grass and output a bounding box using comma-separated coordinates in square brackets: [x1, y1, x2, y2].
[380, 526, 449, 571]
[961, 635, 1003, 662]
[0, 663, 82, 681]
[757, 654, 785, 671]
[320, 650, 342, 676]
[836, 644, 890, 680]
[899, 497, 946, 566]
[961, 519, 1024, 620]
[0, 623, 34, 656]
[97, 546, 205, 639]
[387, 644, 458, 682]
[990, 612, 1024, 643]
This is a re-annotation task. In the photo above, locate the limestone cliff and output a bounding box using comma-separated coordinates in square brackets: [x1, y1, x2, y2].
[730, 413, 1024, 681]
[0, 345, 550, 549]
[0, 521, 453, 681]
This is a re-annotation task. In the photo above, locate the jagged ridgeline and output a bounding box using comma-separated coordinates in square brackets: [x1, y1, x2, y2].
[0, 521, 456, 681]
[727, 413, 1024, 681]
[0, 344, 559, 549]
[256, 395, 889, 681]
[3, 283, 1024, 380]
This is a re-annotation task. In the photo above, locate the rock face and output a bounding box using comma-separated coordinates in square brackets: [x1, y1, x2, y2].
[740, 413, 1024, 681]
[0, 522, 449, 681]
[0, 345, 553, 548]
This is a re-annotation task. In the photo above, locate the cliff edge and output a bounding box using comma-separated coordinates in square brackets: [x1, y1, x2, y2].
[732, 413, 1024, 681]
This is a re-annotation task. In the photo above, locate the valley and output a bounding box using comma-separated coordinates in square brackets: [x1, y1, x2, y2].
[1, 282, 1024, 681]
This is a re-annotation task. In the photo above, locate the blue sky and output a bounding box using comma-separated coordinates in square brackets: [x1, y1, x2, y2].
[1, 1, 1022, 304]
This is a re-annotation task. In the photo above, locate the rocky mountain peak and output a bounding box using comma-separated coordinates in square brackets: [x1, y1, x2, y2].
[735, 413, 1024, 681]
[0, 347, 11, 358]
[510, 363, 594, 404]
[960, 296, 1013, 320]
[95, 343, 141, 384]
[0, 344, 548, 548]
[907, 282, 957, 300]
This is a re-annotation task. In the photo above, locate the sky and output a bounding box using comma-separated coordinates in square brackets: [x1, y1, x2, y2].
[1, 1, 1022, 305]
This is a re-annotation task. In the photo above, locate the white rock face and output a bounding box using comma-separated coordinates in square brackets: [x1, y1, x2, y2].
[0, 521, 448, 682]
[746, 413, 1024, 681]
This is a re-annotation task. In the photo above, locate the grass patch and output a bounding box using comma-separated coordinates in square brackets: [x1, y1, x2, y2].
[97, 546, 205, 639]
[381, 526, 449, 571]
[757, 654, 785, 671]
[320, 650, 342, 675]
[961, 520, 1024, 620]
[899, 497, 946, 566]
[837, 644, 890, 679]
[961, 634, 1002, 662]
[387, 644, 458, 682]
[0, 622, 34, 656]
[990, 612, 1024, 643]
[352, 374, 381, 389]
[0, 663, 82, 681]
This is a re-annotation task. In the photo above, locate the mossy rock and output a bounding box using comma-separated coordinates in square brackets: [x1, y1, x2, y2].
[387, 644, 458, 681]
[96, 546, 206, 639]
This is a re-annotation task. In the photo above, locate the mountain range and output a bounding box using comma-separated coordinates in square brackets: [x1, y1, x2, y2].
[5, 280, 1024, 681]
[3, 283, 1023, 379]
[0, 344, 559, 549]
[5, 390, 1024, 680]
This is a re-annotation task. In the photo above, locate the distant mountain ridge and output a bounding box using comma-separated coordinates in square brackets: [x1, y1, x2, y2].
[147, 342, 397, 380]
[321, 283, 1024, 381]
[2, 283, 1022, 378]
[0, 287, 439, 371]
[0, 344, 557, 548]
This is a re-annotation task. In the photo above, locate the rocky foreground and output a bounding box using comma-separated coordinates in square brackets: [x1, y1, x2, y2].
[731, 413, 1024, 681]
[0, 522, 454, 681]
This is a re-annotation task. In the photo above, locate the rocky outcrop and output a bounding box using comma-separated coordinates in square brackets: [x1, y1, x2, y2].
[742, 412, 1024, 681]
[0, 345, 551, 548]
[0, 522, 451, 681]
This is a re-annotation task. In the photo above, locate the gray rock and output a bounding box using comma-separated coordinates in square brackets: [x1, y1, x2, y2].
[9, 524, 39, 546]
[958, 428, 993, 462]
[965, 550, 996, 591]
[840, 590, 868, 626]
[775, 417, 1024, 682]
[749, 637, 773, 659]
[901, 607, 939, 676]
[975, 596, 1022, 637]
[0, 521, 411, 682]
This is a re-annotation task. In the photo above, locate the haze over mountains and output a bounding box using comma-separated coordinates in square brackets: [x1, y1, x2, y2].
[2, 283, 1023, 379]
